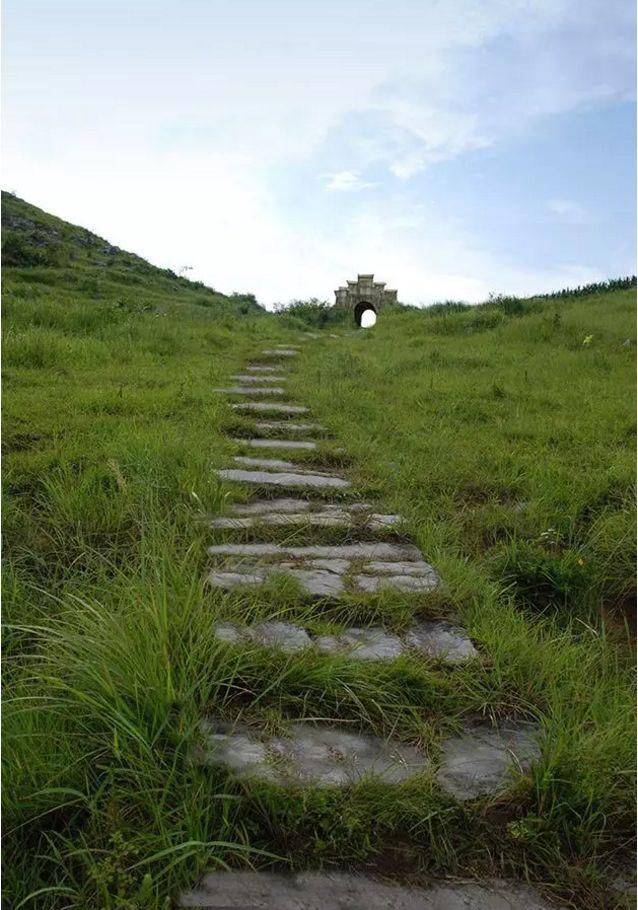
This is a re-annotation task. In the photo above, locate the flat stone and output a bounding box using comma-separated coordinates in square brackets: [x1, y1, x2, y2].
[405, 621, 478, 664]
[233, 455, 299, 470]
[216, 469, 350, 489]
[280, 558, 350, 574]
[316, 627, 404, 661]
[246, 365, 279, 372]
[254, 420, 325, 432]
[211, 621, 244, 644]
[355, 573, 439, 593]
[206, 570, 267, 589]
[261, 349, 298, 356]
[240, 438, 317, 450]
[285, 568, 345, 597]
[230, 374, 287, 383]
[366, 560, 435, 576]
[199, 720, 428, 788]
[251, 620, 312, 651]
[230, 498, 317, 515]
[214, 386, 285, 396]
[208, 512, 351, 530]
[179, 872, 565, 909]
[436, 723, 541, 800]
[207, 543, 422, 560]
[232, 403, 309, 414]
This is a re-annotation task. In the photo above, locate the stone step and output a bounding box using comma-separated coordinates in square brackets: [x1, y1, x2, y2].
[236, 438, 317, 450]
[232, 456, 302, 470]
[206, 541, 438, 597]
[230, 374, 287, 383]
[208, 497, 401, 532]
[213, 619, 478, 663]
[195, 718, 540, 797]
[214, 386, 285, 396]
[179, 872, 562, 909]
[216, 468, 350, 492]
[246, 365, 280, 372]
[261, 349, 298, 357]
[232, 403, 309, 414]
[254, 420, 325, 432]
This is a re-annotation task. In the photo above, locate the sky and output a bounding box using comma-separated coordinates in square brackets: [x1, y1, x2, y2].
[2, 0, 636, 308]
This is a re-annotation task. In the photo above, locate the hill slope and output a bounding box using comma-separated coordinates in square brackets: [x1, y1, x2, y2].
[2, 196, 636, 909]
[2, 190, 263, 316]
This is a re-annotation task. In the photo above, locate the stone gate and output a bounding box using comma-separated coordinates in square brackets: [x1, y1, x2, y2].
[333, 274, 398, 325]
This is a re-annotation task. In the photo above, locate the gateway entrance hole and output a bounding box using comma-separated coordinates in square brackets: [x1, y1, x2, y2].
[354, 302, 377, 328]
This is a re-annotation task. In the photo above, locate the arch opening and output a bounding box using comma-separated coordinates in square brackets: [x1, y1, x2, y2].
[354, 301, 377, 328]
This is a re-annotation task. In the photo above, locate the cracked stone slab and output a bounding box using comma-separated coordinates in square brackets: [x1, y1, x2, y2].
[316, 627, 403, 661]
[216, 469, 350, 490]
[230, 374, 287, 383]
[206, 542, 439, 597]
[207, 542, 423, 560]
[355, 573, 438, 593]
[232, 403, 309, 414]
[405, 621, 478, 663]
[238, 438, 317, 450]
[208, 498, 402, 532]
[232, 455, 301, 470]
[436, 723, 541, 800]
[214, 386, 285, 396]
[214, 620, 313, 652]
[254, 420, 325, 432]
[179, 872, 566, 909]
[213, 619, 477, 664]
[199, 720, 428, 787]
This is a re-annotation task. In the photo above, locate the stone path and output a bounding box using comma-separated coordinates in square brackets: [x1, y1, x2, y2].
[181, 340, 553, 908]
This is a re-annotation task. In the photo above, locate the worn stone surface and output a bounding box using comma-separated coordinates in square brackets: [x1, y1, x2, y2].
[232, 403, 309, 414]
[240, 438, 317, 450]
[246, 365, 279, 372]
[213, 620, 313, 652]
[199, 720, 428, 787]
[254, 420, 325, 432]
[436, 723, 541, 800]
[230, 374, 286, 383]
[233, 455, 300, 470]
[208, 512, 398, 530]
[216, 468, 349, 489]
[214, 386, 285, 396]
[261, 349, 298, 356]
[207, 542, 439, 597]
[316, 627, 403, 661]
[213, 619, 477, 664]
[405, 621, 478, 664]
[179, 871, 565, 909]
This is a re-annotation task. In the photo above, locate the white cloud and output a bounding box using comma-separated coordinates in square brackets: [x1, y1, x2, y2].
[323, 171, 375, 192]
[547, 198, 593, 225]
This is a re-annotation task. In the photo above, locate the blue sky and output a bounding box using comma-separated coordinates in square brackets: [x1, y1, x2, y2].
[2, 0, 635, 307]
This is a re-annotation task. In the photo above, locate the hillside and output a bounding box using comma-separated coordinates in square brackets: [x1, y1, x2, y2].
[2, 196, 636, 910]
[2, 190, 264, 317]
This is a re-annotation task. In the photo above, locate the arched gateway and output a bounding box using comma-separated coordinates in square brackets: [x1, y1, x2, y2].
[333, 274, 397, 326]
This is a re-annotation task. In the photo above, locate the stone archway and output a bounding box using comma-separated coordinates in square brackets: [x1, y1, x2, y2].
[354, 301, 377, 327]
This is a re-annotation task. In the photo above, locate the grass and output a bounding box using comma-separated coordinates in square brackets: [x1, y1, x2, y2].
[2, 194, 636, 909]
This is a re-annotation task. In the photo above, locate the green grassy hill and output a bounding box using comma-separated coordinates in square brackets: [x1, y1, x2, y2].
[2, 195, 636, 909]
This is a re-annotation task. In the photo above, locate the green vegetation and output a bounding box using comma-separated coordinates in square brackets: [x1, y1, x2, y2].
[2, 195, 635, 909]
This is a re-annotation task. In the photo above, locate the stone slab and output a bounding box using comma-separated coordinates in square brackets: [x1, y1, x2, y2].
[199, 720, 428, 787]
[405, 621, 478, 664]
[355, 573, 438, 593]
[179, 872, 565, 909]
[214, 386, 285, 396]
[261, 349, 298, 356]
[233, 455, 300, 470]
[216, 469, 349, 489]
[213, 619, 477, 665]
[207, 543, 423, 560]
[232, 403, 309, 414]
[254, 420, 325, 432]
[240, 438, 317, 450]
[230, 374, 286, 383]
[246, 365, 279, 372]
[436, 723, 541, 800]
